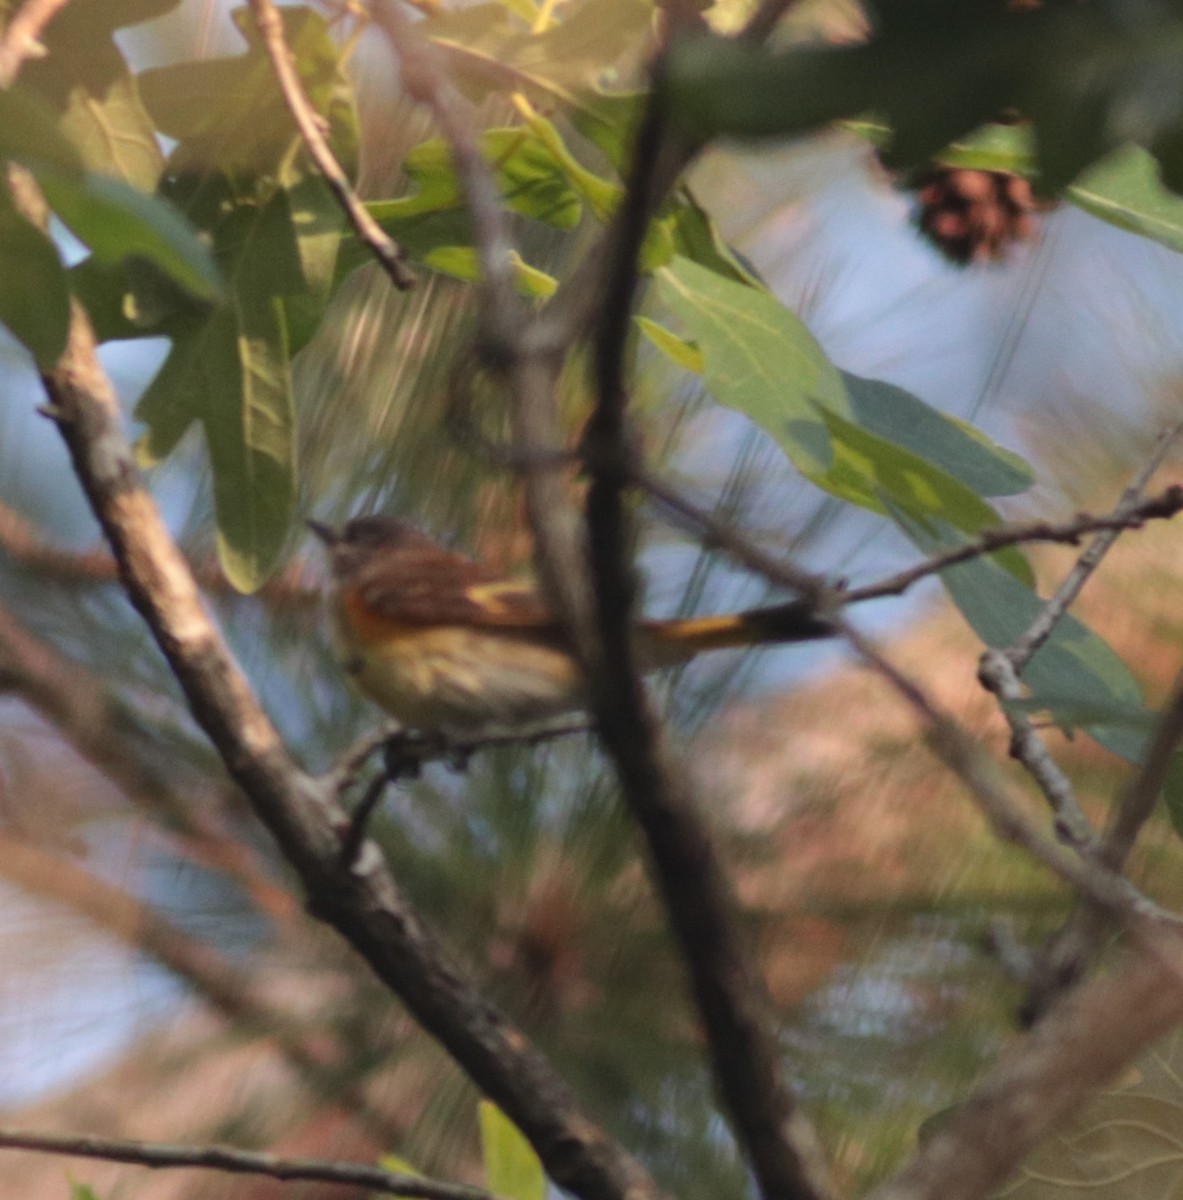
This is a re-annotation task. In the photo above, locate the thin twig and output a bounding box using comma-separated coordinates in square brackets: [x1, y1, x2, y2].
[583, 78, 834, 1200]
[841, 617, 1182, 925]
[845, 486, 1183, 605]
[977, 649, 1096, 852]
[0, 498, 319, 605]
[0, 1128, 489, 1200]
[637, 466, 831, 605]
[248, 0, 414, 290]
[1007, 425, 1183, 672]
[0, 0, 71, 87]
[327, 715, 594, 794]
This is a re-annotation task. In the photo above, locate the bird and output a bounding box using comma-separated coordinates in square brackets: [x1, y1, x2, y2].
[309, 515, 835, 739]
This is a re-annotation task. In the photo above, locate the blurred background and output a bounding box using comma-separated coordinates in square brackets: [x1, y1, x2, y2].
[4, 0, 1183, 1196]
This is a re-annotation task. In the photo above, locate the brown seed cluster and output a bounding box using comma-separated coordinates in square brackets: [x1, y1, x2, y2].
[913, 166, 1056, 265]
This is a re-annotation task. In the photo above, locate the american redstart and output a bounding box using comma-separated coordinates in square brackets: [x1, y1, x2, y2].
[309, 515, 835, 737]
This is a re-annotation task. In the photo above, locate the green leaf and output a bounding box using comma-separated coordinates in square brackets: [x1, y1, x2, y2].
[0, 87, 83, 176]
[840, 372, 1033, 498]
[478, 1102, 546, 1200]
[134, 194, 302, 590]
[374, 127, 588, 229]
[0, 194, 70, 367]
[136, 301, 295, 593]
[424, 0, 652, 119]
[819, 407, 1032, 582]
[19, 0, 175, 188]
[139, 5, 356, 182]
[654, 258, 1029, 547]
[422, 245, 557, 297]
[497, 115, 617, 222]
[667, 191, 763, 287]
[38, 169, 222, 301]
[1069, 144, 1183, 256]
[284, 175, 344, 297]
[654, 255, 847, 477]
[636, 315, 704, 372]
[899, 512, 1145, 759]
[69, 1180, 104, 1200]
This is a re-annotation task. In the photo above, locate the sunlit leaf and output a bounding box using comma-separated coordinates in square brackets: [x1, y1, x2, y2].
[138, 5, 356, 180]
[424, 0, 652, 119]
[1069, 144, 1183, 256]
[636, 315, 704, 372]
[422, 245, 557, 296]
[820, 408, 1031, 582]
[19, 0, 176, 189]
[654, 254, 846, 478]
[479, 1102, 546, 1200]
[38, 169, 222, 301]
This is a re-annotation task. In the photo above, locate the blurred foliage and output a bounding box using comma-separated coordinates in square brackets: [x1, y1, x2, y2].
[4, 0, 1183, 1198]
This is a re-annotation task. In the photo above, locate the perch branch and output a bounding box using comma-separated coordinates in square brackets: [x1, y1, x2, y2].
[0, 1128, 491, 1200]
[11, 171, 659, 1200]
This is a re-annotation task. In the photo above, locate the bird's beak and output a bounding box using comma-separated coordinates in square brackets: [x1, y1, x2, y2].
[306, 519, 338, 546]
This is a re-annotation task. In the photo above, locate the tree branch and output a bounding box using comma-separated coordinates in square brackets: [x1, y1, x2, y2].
[845, 486, 1183, 605]
[0, 1127, 491, 1200]
[868, 934, 1183, 1200]
[0, 498, 318, 605]
[842, 619, 1181, 926]
[14, 182, 659, 1200]
[580, 77, 833, 1200]
[1006, 424, 1183, 673]
[0, 0, 72, 87]
[248, 0, 414, 291]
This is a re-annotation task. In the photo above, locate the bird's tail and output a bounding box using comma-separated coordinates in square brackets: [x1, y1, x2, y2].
[640, 600, 835, 665]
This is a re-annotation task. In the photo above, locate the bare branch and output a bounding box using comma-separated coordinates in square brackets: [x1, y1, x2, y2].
[247, 0, 414, 291]
[0, 499, 318, 605]
[636, 466, 830, 606]
[0, 0, 71, 87]
[842, 618, 1181, 926]
[11, 173, 659, 1200]
[869, 935, 1183, 1200]
[580, 79, 834, 1200]
[977, 649, 1095, 853]
[0, 1127, 491, 1200]
[845, 486, 1183, 606]
[1007, 424, 1183, 673]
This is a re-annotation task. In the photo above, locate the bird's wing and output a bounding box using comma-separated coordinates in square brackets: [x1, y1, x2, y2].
[353, 542, 557, 629]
